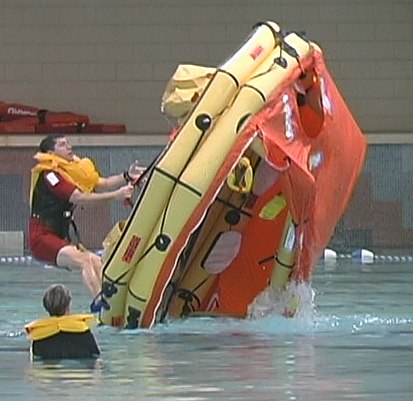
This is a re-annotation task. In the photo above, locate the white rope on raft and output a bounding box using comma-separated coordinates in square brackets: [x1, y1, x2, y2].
[323, 248, 413, 264]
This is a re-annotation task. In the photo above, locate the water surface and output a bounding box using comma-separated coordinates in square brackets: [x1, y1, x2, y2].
[1, 260, 412, 400]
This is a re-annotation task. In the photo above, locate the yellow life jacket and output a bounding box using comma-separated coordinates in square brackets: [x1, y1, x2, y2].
[25, 314, 96, 341]
[30, 153, 100, 205]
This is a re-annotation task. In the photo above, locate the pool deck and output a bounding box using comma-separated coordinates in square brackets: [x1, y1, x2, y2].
[0, 132, 168, 147]
[0, 132, 412, 147]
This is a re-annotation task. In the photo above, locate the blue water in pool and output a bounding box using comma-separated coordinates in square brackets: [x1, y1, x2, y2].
[0, 259, 412, 400]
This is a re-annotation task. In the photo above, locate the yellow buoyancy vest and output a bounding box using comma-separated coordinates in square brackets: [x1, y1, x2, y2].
[30, 153, 100, 205]
[25, 314, 97, 341]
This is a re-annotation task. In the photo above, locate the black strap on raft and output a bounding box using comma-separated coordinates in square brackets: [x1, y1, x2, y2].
[124, 159, 154, 208]
[113, 117, 212, 288]
[100, 146, 166, 280]
[157, 115, 211, 239]
[132, 158, 155, 187]
[176, 276, 211, 317]
[251, 21, 283, 46]
[177, 288, 202, 317]
[101, 117, 213, 300]
[271, 29, 308, 76]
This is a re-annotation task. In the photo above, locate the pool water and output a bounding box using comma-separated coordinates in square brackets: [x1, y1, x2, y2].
[1, 260, 412, 400]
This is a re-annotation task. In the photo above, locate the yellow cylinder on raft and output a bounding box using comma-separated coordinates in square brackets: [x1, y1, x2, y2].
[270, 213, 296, 291]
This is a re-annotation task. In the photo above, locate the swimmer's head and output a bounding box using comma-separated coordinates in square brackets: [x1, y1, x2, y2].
[43, 284, 72, 316]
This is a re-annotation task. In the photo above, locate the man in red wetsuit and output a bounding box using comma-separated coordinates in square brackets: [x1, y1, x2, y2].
[29, 134, 144, 302]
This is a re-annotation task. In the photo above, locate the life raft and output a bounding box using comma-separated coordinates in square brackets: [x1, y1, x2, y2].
[99, 20, 366, 329]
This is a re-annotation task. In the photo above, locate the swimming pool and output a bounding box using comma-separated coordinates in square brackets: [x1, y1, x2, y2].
[1, 259, 412, 400]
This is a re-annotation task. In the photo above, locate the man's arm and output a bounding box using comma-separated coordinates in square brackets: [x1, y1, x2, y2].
[95, 162, 146, 192]
[69, 185, 133, 205]
[42, 170, 133, 206]
[95, 173, 126, 192]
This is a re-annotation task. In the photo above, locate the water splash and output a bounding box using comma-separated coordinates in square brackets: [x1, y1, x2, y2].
[247, 281, 316, 321]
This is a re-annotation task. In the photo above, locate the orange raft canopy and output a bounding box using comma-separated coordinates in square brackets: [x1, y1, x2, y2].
[99, 23, 367, 329]
[215, 51, 366, 316]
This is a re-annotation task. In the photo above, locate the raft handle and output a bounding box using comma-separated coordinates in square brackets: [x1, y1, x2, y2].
[126, 307, 141, 329]
[274, 55, 288, 69]
[282, 42, 300, 60]
[102, 281, 118, 298]
[155, 234, 171, 252]
[195, 113, 212, 132]
[251, 21, 283, 46]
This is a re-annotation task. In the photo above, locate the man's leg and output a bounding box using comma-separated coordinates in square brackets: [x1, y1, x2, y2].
[56, 245, 102, 297]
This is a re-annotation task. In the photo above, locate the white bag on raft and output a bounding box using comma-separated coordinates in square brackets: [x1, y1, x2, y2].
[161, 64, 216, 119]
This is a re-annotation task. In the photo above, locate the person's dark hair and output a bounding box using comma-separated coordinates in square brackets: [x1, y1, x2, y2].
[39, 134, 65, 153]
[43, 284, 72, 316]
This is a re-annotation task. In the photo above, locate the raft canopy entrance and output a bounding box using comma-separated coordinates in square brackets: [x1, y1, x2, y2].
[294, 68, 324, 139]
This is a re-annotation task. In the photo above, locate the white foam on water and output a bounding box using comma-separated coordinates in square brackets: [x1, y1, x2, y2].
[248, 282, 315, 319]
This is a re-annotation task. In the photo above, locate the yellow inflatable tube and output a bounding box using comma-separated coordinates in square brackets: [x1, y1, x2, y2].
[166, 151, 260, 318]
[100, 21, 282, 327]
[124, 32, 313, 328]
[270, 213, 296, 291]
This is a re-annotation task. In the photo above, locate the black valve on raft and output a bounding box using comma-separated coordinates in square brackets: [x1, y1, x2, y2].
[195, 114, 212, 132]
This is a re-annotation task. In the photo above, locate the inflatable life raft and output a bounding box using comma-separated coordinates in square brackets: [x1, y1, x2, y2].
[99, 21, 367, 329]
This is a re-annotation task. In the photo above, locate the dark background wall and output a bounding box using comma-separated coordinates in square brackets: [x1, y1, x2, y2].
[0, 1, 411, 135]
[1, 144, 412, 254]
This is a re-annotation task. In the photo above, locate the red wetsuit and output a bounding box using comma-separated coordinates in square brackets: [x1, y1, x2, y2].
[29, 171, 78, 264]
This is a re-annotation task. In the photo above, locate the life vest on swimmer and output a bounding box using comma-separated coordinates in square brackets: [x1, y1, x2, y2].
[25, 314, 96, 341]
[30, 152, 101, 204]
[25, 314, 99, 359]
[30, 153, 101, 238]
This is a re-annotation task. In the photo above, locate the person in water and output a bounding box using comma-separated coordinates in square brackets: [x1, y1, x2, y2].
[29, 133, 145, 299]
[25, 284, 100, 360]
